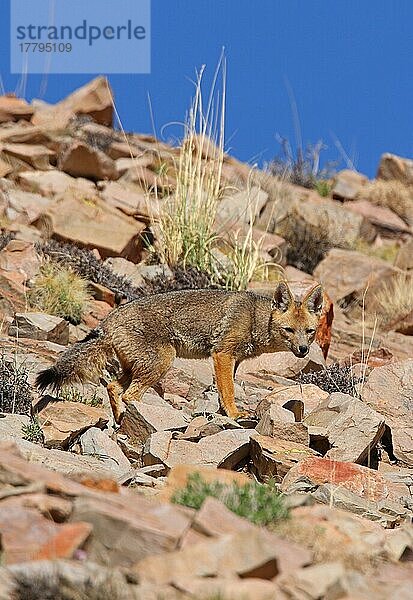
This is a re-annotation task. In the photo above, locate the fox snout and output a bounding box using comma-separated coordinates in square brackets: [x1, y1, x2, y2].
[293, 344, 309, 358]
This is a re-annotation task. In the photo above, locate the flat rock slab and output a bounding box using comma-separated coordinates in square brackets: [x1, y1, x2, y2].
[11, 438, 122, 481]
[34, 192, 146, 262]
[143, 428, 254, 474]
[250, 433, 318, 483]
[9, 312, 69, 345]
[38, 400, 108, 449]
[70, 493, 193, 567]
[119, 400, 190, 446]
[134, 528, 310, 584]
[304, 392, 385, 463]
[362, 359, 413, 466]
[17, 169, 95, 197]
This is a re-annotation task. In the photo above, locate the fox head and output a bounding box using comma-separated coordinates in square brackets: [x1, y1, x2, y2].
[270, 281, 323, 358]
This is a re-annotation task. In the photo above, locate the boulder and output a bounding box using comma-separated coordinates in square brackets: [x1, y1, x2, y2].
[143, 428, 253, 473]
[103, 256, 145, 287]
[256, 406, 309, 445]
[312, 483, 408, 526]
[304, 392, 385, 463]
[9, 313, 69, 345]
[119, 400, 189, 446]
[217, 186, 268, 228]
[250, 433, 318, 482]
[70, 494, 192, 567]
[0, 414, 30, 439]
[3, 189, 52, 224]
[34, 192, 146, 261]
[32, 76, 113, 127]
[78, 427, 132, 479]
[160, 464, 250, 503]
[377, 152, 413, 185]
[257, 190, 374, 248]
[257, 384, 329, 421]
[98, 180, 160, 220]
[343, 199, 411, 236]
[10, 438, 124, 480]
[59, 140, 118, 180]
[332, 169, 368, 200]
[361, 360, 413, 466]
[314, 248, 400, 304]
[277, 562, 347, 600]
[395, 238, 413, 270]
[0, 270, 27, 319]
[37, 400, 108, 449]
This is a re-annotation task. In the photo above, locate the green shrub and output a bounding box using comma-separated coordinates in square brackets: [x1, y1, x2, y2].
[28, 261, 90, 325]
[172, 473, 289, 526]
[22, 416, 43, 444]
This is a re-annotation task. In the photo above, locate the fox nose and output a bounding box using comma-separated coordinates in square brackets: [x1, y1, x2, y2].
[298, 345, 308, 356]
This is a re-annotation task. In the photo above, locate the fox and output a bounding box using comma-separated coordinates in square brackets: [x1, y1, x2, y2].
[35, 280, 324, 423]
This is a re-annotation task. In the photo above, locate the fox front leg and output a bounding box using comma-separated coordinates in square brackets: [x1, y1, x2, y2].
[212, 352, 245, 420]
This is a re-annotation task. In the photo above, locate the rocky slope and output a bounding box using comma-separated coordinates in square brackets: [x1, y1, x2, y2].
[0, 77, 413, 599]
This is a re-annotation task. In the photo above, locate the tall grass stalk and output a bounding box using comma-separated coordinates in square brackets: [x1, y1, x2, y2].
[155, 59, 226, 274]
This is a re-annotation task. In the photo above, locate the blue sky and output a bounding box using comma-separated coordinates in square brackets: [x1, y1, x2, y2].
[1, 0, 412, 177]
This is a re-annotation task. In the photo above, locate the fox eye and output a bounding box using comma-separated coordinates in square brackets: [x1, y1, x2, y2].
[283, 327, 295, 333]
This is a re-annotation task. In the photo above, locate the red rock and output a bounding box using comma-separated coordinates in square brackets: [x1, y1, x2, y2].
[82, 299, 113, 328]
[59, 140, 118, 180]
[281, 456, 393, 503]
[0, 496, 91, 564]
[0, 240, 41, 281]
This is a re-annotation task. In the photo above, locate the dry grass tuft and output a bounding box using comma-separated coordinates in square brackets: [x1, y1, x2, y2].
[28, 261, 90, 325]
[373, 272, 413, 328]
[356, 179, 413, 226]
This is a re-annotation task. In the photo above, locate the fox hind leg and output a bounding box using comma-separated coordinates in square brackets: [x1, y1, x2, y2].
[121, 345, 176, 408]
[107, 370, 131, 424]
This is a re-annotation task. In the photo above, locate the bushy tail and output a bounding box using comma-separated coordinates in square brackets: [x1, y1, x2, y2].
[35, 329, 112, 394]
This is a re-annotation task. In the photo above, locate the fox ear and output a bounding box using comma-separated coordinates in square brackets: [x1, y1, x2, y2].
[272, 281, 293, 312]
[304, 284, 324, 315]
